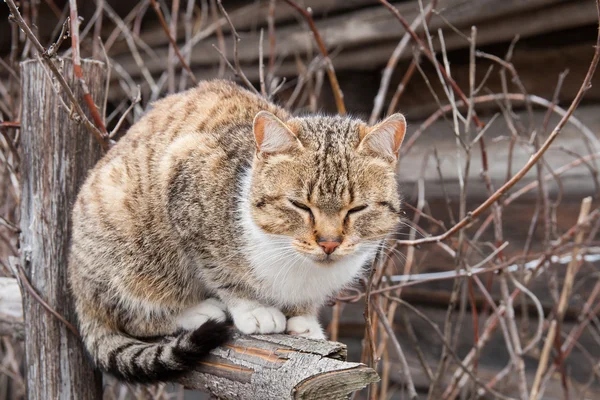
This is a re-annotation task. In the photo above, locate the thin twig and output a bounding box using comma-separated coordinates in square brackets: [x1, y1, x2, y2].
[379, 0, 484, 128]
[530, 197, 593, 400]
[499, 274, 528, 400]
[369, 0, 434, 124]
[69, 0, 110, 147]
[13, 263, 80, 338]
[266, 0, 277, 91]
[149, 0, 198, 86]
[259, 28, 267, 97]
[372, 300, 418, 400]
[216, 0, 259, 96]
[109, 88, 141, 139]
[210, 0, 227, 77]
[397, 37, 600, 247]
[168, 0, 181, 93]
[100, 0, 159, 94]
[6, 0, 111, 150]
[92, 0, 104, 58]
[385, 295, 516, 400]
[283, 0, 346, 114]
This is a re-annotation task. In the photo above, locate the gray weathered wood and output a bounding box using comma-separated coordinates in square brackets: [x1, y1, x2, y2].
[108, 0, 595, 87]
[179, 334, 379, 400]
[0, 279, 378, 399]
[20, 58, 105, 400]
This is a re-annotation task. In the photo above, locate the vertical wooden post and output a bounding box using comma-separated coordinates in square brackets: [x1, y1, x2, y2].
[19, 58, 106, 400]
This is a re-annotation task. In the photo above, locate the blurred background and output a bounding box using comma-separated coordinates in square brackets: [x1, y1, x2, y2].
[1, 0, 600, 399]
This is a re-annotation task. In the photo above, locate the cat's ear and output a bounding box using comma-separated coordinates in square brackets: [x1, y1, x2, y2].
[253, 111, 301, 156]
[358, 113, 406, 162]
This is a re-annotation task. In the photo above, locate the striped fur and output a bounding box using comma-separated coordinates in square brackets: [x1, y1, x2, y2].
[91, 320, 229, 383]
[68, 80, 405, 382]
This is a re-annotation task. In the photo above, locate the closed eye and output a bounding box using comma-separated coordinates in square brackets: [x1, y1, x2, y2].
[347, 205, 368, 215]
[377, 201, 400, 215]
[289, 199, 312, 213]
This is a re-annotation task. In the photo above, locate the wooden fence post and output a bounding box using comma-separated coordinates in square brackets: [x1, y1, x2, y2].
[19, 58, 106, 400]
[14, 57, 378, 399]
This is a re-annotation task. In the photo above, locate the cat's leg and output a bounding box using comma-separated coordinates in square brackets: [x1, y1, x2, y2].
[205, 267, 286, 334]
[287, 315, 326, 339]
[222, 296, 286, 335]
[285, 305, 326, 340]
[176, 298, 227, 331]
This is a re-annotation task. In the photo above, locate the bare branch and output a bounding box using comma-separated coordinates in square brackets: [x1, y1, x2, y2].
[69, 0, 111, 148]
[216, 0, 259, 95]
[397, 30, 600, 247]
[6, 0, 112, 150]
[149, 0, 198, 86]
[283, 0, 346, 114]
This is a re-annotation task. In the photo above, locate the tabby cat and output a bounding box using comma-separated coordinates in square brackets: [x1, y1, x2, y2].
[68, 80, 406, 383]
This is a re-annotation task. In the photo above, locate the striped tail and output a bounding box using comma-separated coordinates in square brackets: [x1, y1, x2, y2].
[88, 320, 230, 383]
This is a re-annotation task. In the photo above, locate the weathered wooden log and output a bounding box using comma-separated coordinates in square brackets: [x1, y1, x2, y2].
[180, 334, 378, 399]
[0, 279, 378, 399]
[20, 58, 105, 400]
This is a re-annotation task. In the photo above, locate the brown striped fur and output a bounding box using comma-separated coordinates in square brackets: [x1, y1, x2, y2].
[68, 80, 406, 383]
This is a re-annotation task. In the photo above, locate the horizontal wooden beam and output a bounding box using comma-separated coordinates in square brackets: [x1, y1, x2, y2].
[396, 104, 600, 200]
[108, 0, 595, 86]
[0, 278, 378, 399]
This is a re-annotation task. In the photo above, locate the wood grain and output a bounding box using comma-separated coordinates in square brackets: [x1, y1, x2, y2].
[19, 58, 105, 400]
[1, 278, 377, 399]
[180, 334, 378, 400]
[107, 0, 596, 86]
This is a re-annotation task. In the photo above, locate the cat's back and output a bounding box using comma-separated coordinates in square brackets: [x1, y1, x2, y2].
[72, 80, 288, 247]
[100, 79, 286, 167]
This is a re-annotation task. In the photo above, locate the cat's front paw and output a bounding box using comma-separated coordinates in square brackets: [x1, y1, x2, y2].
[231, 306, 286, 334]
[286, 315, 326, 340]
[176, 298, 227, 330]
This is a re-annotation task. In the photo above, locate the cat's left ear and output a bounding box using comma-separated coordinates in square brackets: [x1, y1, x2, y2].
[253, 111, 302, 156]
[358, 113, 406, 162]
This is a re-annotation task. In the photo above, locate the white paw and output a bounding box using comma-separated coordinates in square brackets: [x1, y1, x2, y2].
[176, 298, 227, 330]
[286, 315, 326, 340]
[230, 305, 286, 335]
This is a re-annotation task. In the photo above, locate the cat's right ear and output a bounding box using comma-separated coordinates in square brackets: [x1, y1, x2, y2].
[358, 113, 406, 162]
[253, 111, 302, 156]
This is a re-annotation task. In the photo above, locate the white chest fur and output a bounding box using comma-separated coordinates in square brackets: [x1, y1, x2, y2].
[238, 172, 375, 308]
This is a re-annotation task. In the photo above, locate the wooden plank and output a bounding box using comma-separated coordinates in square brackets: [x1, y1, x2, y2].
[108, 0, 593, 82]
[396, 104, 600, 199]
[127, 0, 380, 53]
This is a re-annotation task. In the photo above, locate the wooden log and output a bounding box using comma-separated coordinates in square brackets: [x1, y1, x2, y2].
[0, 278, 378, 399]
[20, 58, 105, 400]
[180, 334, 378, 400]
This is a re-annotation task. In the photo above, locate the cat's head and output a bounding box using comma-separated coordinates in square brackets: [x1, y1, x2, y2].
[248, 111, 405, 264]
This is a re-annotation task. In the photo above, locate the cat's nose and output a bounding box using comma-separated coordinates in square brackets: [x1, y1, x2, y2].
[318, 238, 341, 255]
